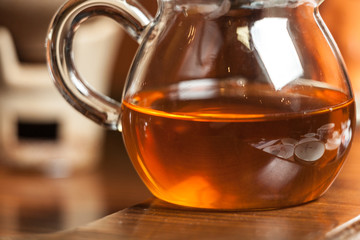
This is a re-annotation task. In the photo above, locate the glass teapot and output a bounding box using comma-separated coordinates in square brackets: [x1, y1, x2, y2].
[46, 0, 355, 210]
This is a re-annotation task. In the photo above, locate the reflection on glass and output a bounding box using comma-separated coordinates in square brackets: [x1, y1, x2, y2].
[251, 120, 352, 163]
[251, 18, 303, 90]
[236, 26, 251, 50]
[177, 78, 217, 100]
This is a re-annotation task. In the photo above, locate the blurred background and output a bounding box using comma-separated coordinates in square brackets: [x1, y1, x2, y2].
[0, 0, 156, 237]
[0, 0, 358, 237]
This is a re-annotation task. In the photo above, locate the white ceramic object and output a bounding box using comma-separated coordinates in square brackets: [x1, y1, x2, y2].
[0, 7, 123, 176]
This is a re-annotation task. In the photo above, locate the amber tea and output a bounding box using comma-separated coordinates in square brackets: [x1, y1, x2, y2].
[121, 80, 355, 210]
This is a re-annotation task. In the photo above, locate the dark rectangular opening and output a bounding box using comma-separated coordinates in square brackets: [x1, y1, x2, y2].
[17, 121, 59, 141]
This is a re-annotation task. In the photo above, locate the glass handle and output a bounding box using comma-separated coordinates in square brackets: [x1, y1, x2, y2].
[46, 0, 152, 131]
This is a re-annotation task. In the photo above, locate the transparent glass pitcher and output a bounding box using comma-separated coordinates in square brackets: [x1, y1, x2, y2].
[46, 0, 355, 210]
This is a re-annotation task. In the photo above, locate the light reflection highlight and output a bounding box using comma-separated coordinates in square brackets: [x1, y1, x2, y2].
[251, 18, 304, 90]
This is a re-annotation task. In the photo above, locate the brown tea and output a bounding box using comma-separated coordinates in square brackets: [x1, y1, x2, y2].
[121, 80, 355, 209]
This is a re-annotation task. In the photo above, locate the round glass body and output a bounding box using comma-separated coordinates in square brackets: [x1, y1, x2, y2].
[47, 0, 355, 210]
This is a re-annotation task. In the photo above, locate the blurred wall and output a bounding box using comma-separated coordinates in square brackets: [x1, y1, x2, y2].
[321, 0, 360, 94]
[0, 0, 65, 62]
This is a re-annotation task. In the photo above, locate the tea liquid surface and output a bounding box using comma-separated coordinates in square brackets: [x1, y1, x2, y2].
[121, 81, 355, 209]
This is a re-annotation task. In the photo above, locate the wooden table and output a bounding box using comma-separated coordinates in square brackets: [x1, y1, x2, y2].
[7, 127, 360, 240]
